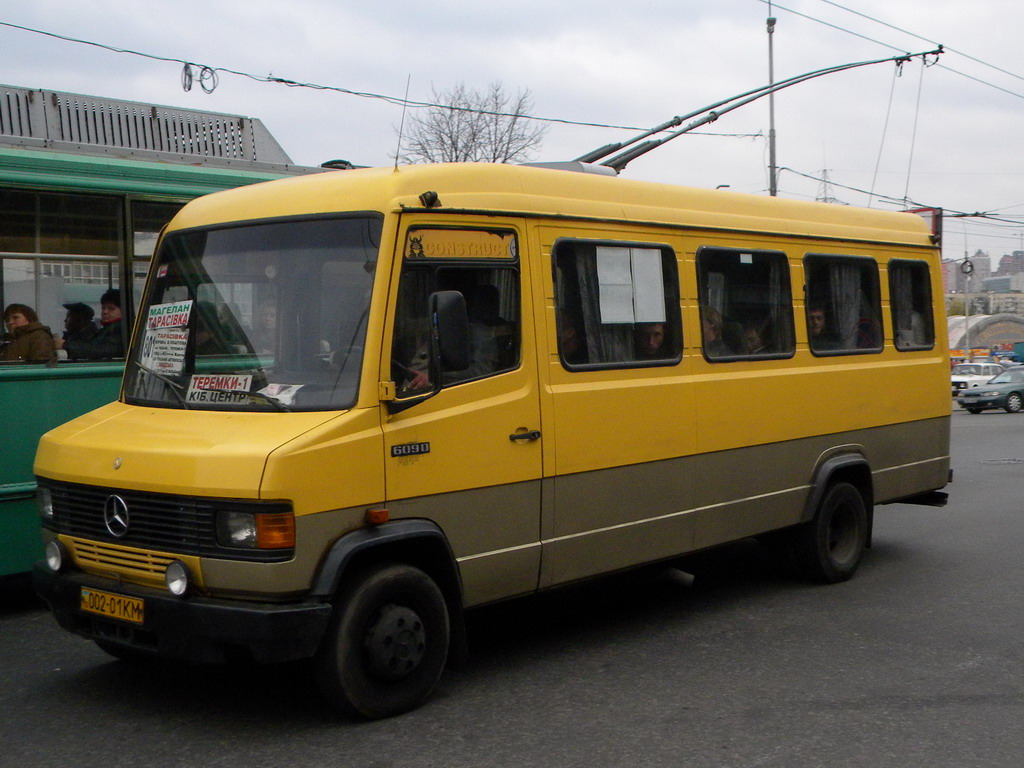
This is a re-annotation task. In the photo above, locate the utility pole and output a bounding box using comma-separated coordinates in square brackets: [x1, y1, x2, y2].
[767, 11, 778, 197]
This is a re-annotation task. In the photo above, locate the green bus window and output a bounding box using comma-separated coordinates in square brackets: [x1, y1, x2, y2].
[890, 260, 935, 350]
[804, 254, 883, 356]
[696, 247, 794, 361]
[552, 240, 681, 369]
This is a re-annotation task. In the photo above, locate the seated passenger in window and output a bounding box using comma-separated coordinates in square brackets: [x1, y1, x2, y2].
[807, 303, 840, 351]
[61, 302, 99, 346]
[449, 285, 503, 382]
[634, 322, 667, 359]
[701, 306, 732, 358]
[743, 322, 768, 355]
[558, 317, 588, 365]
[1, 303, 56, 363]
[55, 289, 124, 360]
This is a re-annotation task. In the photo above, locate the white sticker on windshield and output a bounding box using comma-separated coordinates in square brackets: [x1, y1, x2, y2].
[258, 383, 304, 406]
[142, 300, 194, 374]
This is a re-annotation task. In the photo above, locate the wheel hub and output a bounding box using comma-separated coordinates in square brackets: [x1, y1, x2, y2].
[364, 603, 426, 680]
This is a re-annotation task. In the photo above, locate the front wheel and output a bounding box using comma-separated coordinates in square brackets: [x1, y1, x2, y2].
[966, 408, 983, 414]
[1005, 392, 1023, 413]
[793, 482, 868, 584]
[314, 563, 450, 719]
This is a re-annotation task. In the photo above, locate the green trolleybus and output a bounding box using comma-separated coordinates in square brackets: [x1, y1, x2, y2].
[0, 84, 320, 577]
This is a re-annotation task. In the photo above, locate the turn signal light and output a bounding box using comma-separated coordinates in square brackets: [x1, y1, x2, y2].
[365, 508, 389, 525]
[255, 513, 296, 549]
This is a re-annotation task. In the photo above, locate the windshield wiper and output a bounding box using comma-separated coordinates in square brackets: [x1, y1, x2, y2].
[195, 387, 291, 412]
[132, 360, 189, 408]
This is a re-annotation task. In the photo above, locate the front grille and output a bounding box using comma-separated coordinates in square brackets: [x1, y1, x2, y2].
[72, 538, 177, 576]
[41, 480, 292, 563]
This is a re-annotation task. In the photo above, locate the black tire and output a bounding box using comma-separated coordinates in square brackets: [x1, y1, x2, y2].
[314, 563, 449, 719]
[1005, 392, 1023, 414]
[966, 408, 983, 415]
[793, 482, 868, 584]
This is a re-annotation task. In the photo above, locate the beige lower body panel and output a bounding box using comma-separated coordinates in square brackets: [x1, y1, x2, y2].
[205, 417, 949, 607]
[537, 415, 949, 590]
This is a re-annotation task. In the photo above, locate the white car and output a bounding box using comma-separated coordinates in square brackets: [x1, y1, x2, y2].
[951, 363, 1005, 396]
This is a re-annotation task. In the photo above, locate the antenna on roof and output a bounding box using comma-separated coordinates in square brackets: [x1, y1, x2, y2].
[394, 74, 412, 171]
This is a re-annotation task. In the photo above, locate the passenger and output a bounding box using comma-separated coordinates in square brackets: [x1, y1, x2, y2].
[55, 289, 124, 360]
[634, 322, 667, 359]
[60, 302, 99, 345]
[558, 318, 588, 365]
[807, 303, 840, 351]
[743, 323, 767, 355]
[1, 303, 56, 363]
[250, 302, 277, 354]
[701, 306, 732, 357]
[454, 285, 503, 381]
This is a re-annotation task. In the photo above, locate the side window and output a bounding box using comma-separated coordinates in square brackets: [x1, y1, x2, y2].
[695, 247, 794, 361]
[804, 254, 882, 355]
[552, 240, 680, 368]
[1, 189, 128, 363]
[889, 259, 935, 350]
[392, 228, 520, 396]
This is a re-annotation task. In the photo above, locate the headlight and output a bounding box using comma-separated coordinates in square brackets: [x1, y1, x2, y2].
[165, 560, 191, 596]
[44, 539, 66, 572]
[37, 486, 54, 520]
[216, 509, 295, 549]
[217, 510, 259, 547]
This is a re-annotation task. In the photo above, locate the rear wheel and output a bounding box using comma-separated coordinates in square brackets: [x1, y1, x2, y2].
[1004, 392, 1023, 413]
[314, 563, 449, 719]
[966, 408, 983, 414]
[793, 482, 868, 583]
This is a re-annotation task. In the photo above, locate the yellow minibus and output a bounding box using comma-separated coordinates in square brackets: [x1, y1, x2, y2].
[32, 162, 950, 718]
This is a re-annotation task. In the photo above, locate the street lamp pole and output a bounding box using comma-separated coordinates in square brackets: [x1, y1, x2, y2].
[767, 13, 778, 197]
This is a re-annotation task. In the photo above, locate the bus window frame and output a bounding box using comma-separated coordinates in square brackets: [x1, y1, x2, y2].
[803, 252, 884, 357]
[551, 237, 682, 372]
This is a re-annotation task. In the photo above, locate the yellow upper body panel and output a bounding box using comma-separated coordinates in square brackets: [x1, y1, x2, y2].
[166, 163, 933, 249]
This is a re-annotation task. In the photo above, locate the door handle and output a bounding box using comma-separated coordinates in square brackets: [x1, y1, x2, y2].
[509, 429, 542, 442]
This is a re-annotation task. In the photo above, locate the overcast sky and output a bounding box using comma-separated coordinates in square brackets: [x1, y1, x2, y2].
[4, 1, 1023, 267]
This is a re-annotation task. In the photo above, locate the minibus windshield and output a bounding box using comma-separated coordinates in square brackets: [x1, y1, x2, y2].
[124, 214, 381, 411]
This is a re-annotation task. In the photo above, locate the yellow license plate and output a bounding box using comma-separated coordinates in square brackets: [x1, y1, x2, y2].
[80, 587, 145, 624]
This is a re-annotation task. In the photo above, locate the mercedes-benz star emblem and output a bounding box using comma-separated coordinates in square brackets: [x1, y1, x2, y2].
[103, 495, 130, 538]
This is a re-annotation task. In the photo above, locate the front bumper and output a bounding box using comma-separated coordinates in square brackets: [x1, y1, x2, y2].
[956, 394, 1002, 410]
[33, 562, 332, 664]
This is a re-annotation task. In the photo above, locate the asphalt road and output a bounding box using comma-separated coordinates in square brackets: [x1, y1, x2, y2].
[2, 406, 1022, 768]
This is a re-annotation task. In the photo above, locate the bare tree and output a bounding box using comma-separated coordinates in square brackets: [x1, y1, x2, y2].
[398, 82, 548, 164]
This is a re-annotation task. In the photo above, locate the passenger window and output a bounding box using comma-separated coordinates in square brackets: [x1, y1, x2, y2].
[804, 254, 882, 355]
[392, 228, 520, 395]
[695, 247, 794, 361]
[552, 240, 681, 368]
[890, 260, 935, 350]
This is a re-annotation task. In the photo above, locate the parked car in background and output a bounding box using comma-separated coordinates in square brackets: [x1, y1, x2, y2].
[956, 367, 1024, 413]
[951, 363, 1005, 396]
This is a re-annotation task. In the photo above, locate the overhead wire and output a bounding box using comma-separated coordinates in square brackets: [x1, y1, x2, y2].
[0, 20, 650, 133]
[756, 0, 1024, 101]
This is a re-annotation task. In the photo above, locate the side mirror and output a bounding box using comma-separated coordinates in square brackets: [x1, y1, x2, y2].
[386, 290, 469, 415]
[430, 290, 469, 371]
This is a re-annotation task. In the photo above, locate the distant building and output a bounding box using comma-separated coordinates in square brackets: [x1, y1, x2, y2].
[995, 250, 1024, 276]
[948, 313, 1024, 354]
[942, 249, 991, 293]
